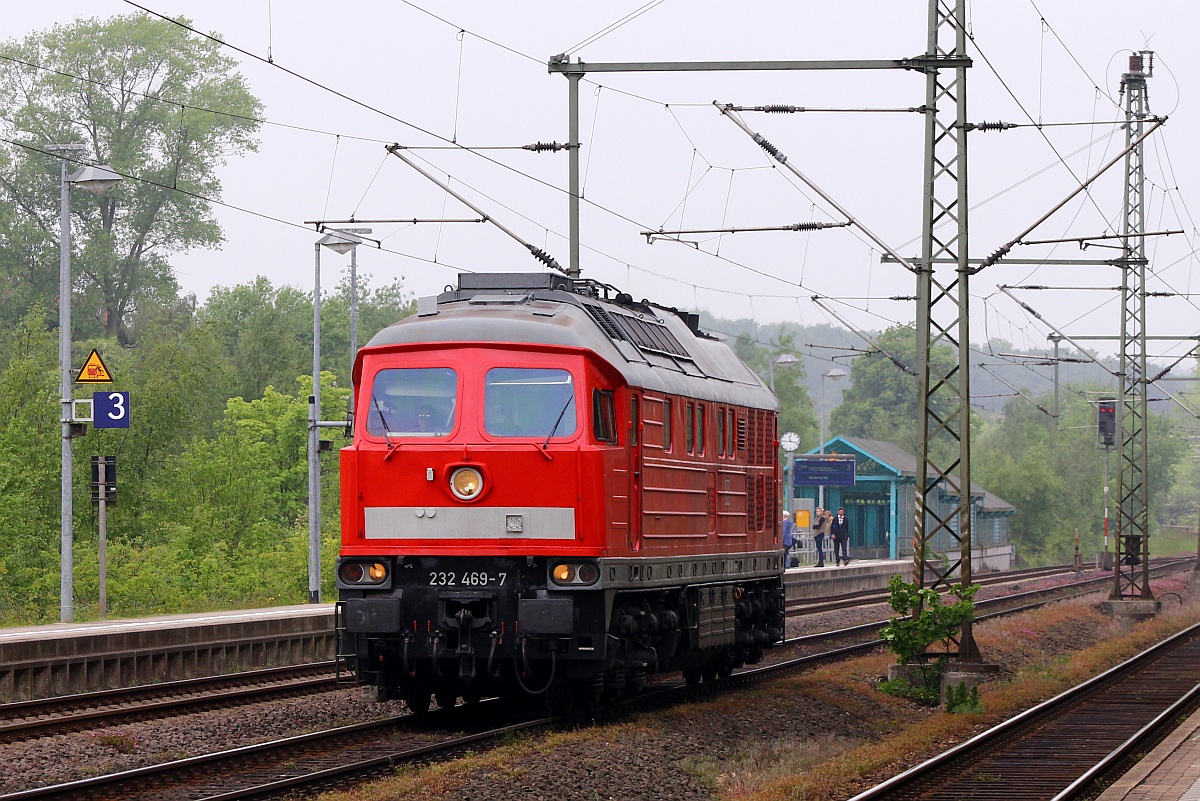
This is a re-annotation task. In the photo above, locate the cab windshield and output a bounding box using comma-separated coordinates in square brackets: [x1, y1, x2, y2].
[484, 368, 576, 438]
[366, 367, 457, 437]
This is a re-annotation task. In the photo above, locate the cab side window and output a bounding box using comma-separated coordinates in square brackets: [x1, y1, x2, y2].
[593, 389, 618, 445]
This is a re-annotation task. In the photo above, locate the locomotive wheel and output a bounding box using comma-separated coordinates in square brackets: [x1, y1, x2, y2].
[405, 689, 432, 715]
[683, 666, 702, 687]
[717, 649, 735, 679]
[702, 662, 718, 683]
[462, 687, 482, 705]
[545, 681, 576, 715]
[436, 689, 458, 711]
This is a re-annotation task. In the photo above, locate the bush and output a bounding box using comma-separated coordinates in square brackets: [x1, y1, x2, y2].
[945, 681, 983, 714]
[878, 575, 978, 665]
[877, 677, 941, 706]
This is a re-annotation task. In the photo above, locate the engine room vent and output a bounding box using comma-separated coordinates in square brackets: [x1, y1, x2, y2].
[584, 303, 692, 361]
[610, 314, 689, 358]
[582, 303, 626, 341]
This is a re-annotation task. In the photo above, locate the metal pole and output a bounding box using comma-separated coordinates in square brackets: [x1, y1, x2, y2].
[568, 72, 581, 278]
[98, 459, 107, 619]
[1104, 446, 1110, 556]
[309, 243, 322, 603]
[818, 377, 826, 510]
[349, 244, 358, 419]
[786, 450, 795, 518]
[1050, 334, 1061, 421]
[59, 159, 74, 624]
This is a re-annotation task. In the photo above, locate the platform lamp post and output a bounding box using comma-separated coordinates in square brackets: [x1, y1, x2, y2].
[309, 230, 363, 603]
[818, 366, 848, 509]
[51, 148, 123, 623]
[767, 352, 799, 393]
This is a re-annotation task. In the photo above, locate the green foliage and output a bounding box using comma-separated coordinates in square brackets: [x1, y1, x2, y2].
[876, 677, 941, 706]
[0, 13, 263, 343]
[734, 331, 818, 450]
[0, 309, 61, 623]
[945, 682, 982, 714]
[972, 388, 1188, 563]
[829, 325, 956, 457]
[878, 575, 978, 665]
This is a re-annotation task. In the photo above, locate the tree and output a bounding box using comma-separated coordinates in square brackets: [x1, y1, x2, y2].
[830, 324, 955, 456]
[0, 309, 60, 623]
[0, 14, 263, 343]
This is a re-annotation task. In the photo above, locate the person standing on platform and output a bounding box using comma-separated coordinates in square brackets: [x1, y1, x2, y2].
[812, 507, 830, 567]
[781, 510, 795, 568]
[831, 507, 851, 566]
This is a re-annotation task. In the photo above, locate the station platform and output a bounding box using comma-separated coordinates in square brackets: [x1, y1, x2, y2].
[0, 561, 912, 702]
[1096, 709, 1200, 801]
[782, 558, 911, 606]
[0, 605, 335, 702]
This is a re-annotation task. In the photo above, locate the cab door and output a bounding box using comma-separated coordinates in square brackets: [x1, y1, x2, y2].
[628, 393, 643, 551]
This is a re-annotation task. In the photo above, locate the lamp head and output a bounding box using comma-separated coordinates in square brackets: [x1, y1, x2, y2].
[318, 231, 362, 255]
[823, 367, 848, 381]
[67, 164, 122, 195]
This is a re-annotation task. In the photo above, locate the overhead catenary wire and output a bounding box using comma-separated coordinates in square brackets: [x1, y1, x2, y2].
[81, 0, 1198, 396]
[385, 144, 566, 274]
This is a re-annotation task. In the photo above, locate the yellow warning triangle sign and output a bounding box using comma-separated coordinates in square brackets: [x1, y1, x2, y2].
[75, 349, 114, 384]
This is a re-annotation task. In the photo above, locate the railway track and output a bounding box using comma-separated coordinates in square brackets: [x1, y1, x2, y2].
[0, 663, 338, 742]
[8, 561, 1189, 801]
[788, 558, 1183, 617]
[848, 620, 1200, 801]
[0, 560, 1118, 745]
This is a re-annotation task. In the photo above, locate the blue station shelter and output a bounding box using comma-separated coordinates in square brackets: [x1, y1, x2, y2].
[790, 436, 1015, 564]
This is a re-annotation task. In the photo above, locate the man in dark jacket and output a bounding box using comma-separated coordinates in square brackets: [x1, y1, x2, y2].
[830, 507, 851, 566]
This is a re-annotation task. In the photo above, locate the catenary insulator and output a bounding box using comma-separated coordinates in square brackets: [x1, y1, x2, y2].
[527, 245, 564, 273]
[522, 141, 567, 152]
[763, 105, 799, 113]
[752, 133, 787, 164]
[969, 121, 1016, 132]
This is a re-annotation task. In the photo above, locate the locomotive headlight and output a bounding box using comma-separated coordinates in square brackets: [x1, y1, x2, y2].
[551, 562, 599, 586]
[449, 467, 483, 500]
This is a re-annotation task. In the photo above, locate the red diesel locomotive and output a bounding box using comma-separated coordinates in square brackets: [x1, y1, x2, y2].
[337, 272, 785, 710]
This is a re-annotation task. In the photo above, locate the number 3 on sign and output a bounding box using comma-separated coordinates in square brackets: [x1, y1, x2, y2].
[92, 391, 130, 429]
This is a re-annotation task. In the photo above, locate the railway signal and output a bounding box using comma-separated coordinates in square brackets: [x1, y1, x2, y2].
[1097, 398, 1116, 447]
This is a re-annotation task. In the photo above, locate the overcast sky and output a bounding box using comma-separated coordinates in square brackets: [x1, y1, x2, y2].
[7, 2, 1199, 364]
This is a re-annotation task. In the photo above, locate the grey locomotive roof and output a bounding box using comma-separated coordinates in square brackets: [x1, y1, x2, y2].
[364, 273, 777, 409]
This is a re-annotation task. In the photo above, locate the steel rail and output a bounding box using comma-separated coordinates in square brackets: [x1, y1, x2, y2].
[4, 562, 1192, 800]
[846, 621, 1200, 801]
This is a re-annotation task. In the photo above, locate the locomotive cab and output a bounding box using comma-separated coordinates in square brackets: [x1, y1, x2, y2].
[337, 273, 785, 711]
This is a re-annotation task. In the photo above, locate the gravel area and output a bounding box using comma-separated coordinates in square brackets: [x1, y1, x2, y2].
[0, 566, 1148, 797]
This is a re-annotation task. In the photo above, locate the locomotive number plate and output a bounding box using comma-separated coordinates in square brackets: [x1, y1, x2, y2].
[428, 571, 507, 587]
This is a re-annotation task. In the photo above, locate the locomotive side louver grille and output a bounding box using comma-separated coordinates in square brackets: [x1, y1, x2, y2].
[747, 475, 759, 532]
[736, 415, 747, 452]
[753, 475, 766, 532]
[745, 409, 767, 465]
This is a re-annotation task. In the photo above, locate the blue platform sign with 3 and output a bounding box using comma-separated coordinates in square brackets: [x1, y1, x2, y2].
[92, 391, 130, 429]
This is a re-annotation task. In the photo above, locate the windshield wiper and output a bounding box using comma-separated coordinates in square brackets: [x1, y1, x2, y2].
[542, 395, 574, 451]
[370, 395, 396, 452]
